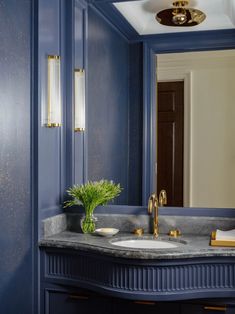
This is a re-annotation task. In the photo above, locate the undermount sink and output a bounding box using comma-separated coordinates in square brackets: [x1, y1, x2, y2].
[111, 239, 179, 249]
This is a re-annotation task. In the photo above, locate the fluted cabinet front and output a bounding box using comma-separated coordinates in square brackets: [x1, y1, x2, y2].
[41, 248, 235, 301]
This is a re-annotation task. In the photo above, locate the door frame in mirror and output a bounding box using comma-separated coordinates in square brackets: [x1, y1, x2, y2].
[142, 29, 235, 206]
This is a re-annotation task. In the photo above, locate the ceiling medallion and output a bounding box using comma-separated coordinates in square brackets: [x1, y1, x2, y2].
[156, 0, 206, 27]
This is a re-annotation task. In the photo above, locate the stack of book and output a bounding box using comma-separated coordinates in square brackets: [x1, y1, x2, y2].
[211, 229, 235, 247]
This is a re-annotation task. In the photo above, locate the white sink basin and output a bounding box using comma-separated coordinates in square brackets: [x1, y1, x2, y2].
[111, 239, 178, 249]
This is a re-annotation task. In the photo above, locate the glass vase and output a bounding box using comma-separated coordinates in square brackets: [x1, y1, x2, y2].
[80, 213, 97, 233]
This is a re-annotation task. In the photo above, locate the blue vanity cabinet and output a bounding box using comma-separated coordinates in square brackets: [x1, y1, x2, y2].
[40, 246, 235, 314]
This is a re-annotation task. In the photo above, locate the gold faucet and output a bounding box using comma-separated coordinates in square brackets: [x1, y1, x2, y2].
[148, 190, 167, 237]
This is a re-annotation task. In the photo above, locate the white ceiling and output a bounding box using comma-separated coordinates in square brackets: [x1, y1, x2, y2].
[114, 0, 235, 35]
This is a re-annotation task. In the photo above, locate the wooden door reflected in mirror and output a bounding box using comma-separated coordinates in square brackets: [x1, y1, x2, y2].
[157, 81, 184, 207]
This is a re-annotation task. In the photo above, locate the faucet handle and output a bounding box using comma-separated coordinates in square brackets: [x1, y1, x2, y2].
[159, 190, 167, 206]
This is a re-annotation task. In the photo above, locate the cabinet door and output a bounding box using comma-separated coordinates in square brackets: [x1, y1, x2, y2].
[46, 290, 112, 314]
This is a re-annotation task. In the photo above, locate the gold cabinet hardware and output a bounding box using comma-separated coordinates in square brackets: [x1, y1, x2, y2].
[134, 301, 155, 305]
[133, 228, 144, 236]
[68, 295, 89, 300]
[204, 305, 226, 311]
[168, 229, 182, 237]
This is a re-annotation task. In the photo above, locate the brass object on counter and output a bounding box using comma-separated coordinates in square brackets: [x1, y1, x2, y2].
[133, 228, 144, 236]
[168, 229, 182, 237]
[210, 231, 235, 247]
[148, 190, 167, 238]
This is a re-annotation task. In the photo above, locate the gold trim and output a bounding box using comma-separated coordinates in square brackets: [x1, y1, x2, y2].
[133, 228, 144, 236]
[204, 306, 226, 312]
[46, 123, 62, 128]
[173, 0, 189, 6]
[168, 229, 182, 237]
[210, 231, 235, 247]
[48, 55, 60, 60]
[134, 301, 155, 305]
[75, 68, 85, 74]
[75, 127, 85, 132]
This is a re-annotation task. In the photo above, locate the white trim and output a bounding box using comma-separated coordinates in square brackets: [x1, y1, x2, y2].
[156, 65, 192, 207]
[157, 50, 235, 70]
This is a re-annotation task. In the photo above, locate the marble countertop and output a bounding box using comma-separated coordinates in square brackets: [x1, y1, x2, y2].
[39, 231, 235, 260]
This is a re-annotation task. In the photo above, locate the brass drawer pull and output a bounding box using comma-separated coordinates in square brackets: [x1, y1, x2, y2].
[134, 301, 155, 306]
[204, 306, 226, 312]
[68, 295, 89, 300]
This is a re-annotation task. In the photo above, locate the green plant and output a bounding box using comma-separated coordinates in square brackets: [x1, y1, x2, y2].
[64, 180, 122, 233]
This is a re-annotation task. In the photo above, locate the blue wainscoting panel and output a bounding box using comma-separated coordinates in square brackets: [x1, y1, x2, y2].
[74, 0, 87, 186]
[87, 7, 129, 204]
[128, 43, 143, 205]
[38, 0, 64, 215]
[0, 0, 33, 313]
[74, 0, 85, 68]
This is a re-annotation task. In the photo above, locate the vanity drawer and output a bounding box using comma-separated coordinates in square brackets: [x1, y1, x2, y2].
[44, 288, 112, 314]
[112, 298, 180, 314]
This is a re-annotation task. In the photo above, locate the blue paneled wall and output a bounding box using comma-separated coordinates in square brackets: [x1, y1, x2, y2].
[87, 6, 130, 205]
[87, 7, 143, 205]
[38, 0, 66, 218]
[0, 0, 33, 312]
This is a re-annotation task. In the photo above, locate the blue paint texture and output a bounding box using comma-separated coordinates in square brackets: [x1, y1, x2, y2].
[128, 43, 143, 205]
[86, 8, 143, 205]
[38, 0, 63, 213]
[87, 7, 130, 204]
[0, 0, 33, 312]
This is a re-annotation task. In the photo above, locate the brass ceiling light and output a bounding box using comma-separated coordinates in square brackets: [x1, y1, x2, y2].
[156, 0, 206, 27]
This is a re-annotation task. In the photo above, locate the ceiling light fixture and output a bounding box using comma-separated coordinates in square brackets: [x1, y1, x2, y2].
[156, 0, 206, 27]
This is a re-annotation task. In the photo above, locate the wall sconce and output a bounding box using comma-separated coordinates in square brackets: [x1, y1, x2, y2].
[45, 55, 62, 127]
[74, 69, 85, 132]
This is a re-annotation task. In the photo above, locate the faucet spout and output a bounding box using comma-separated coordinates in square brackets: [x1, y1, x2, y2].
[148, 193, 159, 237]
[147, 190, 167, 238]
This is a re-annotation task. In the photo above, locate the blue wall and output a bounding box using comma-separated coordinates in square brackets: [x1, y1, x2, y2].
[0, 0, 33, 312]
[128, 43, 143, 205]
[87, 7, 143, 205]
[38, 0, 66, 219]
[87, 7, 130, 204]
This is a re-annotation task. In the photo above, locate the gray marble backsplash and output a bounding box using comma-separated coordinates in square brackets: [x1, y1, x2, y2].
[41, 212, 235, 238]
[41, 214, 67, 238]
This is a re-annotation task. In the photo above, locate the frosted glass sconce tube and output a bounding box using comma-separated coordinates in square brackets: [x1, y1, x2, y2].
[74, 69, 85, 132]
[46, 55, 62, 127]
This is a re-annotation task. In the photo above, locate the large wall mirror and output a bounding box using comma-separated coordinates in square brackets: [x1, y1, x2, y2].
[143, 30, 235, 208]
[156, 50, 235, 208]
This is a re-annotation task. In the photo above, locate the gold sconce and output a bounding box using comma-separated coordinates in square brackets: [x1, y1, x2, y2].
[45, 55, 62, 127]
[74, 69, 85, 132]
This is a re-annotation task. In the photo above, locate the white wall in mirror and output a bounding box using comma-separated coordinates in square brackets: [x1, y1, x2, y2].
[157, 50, 235, 208]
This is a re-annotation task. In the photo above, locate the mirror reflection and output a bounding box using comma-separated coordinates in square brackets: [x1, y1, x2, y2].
[157, 50, 235, 208]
